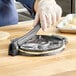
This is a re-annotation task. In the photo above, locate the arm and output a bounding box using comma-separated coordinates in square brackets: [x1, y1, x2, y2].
[16, 0, 62, 31]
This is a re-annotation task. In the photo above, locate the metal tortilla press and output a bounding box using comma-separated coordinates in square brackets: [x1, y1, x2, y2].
[8, 23, 67, 56]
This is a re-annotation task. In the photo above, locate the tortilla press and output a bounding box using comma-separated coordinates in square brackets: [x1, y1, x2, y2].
[8, 23, 67, 56]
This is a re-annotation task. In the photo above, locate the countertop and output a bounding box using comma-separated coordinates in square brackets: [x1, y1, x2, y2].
[0, 20, 76, 76]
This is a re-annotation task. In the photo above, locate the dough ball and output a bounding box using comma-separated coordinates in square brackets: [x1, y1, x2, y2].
[0, 31, 10, 40]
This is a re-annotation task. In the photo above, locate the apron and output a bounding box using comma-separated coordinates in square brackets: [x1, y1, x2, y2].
[0, 0, 18, 26]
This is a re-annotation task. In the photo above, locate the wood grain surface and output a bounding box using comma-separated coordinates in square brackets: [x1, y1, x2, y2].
[0, 20, 76, 76]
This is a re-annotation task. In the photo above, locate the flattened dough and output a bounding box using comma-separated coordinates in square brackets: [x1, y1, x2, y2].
[64, 24, 76, 28]
[0, 31, 10, 40]
[69, 18, 76, 25]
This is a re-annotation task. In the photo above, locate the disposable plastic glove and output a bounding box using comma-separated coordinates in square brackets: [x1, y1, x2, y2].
[34, 0, 62, 31]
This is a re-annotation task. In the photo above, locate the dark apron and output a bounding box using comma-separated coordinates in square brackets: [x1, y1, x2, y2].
[0, 0, 18, 26]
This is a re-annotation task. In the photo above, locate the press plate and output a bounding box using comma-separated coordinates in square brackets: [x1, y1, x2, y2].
[19, 35, 67, 56]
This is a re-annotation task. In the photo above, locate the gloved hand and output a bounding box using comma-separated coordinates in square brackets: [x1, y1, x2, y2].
[34, 0, 62, 31]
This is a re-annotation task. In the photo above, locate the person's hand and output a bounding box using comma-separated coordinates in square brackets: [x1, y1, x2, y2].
[34, 0, 62, 31]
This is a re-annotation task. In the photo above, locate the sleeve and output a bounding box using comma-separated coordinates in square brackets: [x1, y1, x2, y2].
[16, 0, 35, 18]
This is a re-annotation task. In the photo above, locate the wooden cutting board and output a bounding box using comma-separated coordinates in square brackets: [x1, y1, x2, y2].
[0, 20, 76, 76]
